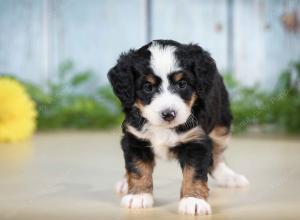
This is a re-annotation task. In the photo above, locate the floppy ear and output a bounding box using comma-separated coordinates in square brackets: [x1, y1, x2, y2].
[178, 44, 217, 98]
[107, 51, 135, 109]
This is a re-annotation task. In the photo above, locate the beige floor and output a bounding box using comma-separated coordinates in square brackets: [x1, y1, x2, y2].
[0, 130, 299, 220]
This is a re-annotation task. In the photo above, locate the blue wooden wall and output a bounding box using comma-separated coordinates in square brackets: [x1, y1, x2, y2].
[0, 0, 300, 89]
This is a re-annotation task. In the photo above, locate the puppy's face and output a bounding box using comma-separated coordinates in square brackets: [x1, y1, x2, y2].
[135, 44, 197, 127]
[108, 40, 217, 128]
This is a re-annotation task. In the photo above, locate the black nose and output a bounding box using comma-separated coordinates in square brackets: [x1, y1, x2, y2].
[161, 109, 176, 122]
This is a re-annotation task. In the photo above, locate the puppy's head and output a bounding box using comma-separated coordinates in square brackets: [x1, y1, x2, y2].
[108, 40, 217, 128]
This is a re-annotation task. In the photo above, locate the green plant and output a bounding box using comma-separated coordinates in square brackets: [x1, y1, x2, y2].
[2, 59, 300, 133]
[270, 61, 300, 133]
[223, 60, 300, 133]
[22, 60, 123, 130]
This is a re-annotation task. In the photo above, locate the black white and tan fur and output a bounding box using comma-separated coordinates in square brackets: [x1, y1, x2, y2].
[108, 40, 249, 216]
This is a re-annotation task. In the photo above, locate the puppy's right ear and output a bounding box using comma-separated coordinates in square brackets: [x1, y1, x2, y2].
[107, 51, 135, 109]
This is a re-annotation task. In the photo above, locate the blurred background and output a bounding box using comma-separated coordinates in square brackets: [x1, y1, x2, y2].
[1, 0, 300, 135]
[0, 1, 300, 219]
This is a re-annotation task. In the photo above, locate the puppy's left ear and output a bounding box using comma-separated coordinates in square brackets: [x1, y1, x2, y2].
[178, 44, 217, 97]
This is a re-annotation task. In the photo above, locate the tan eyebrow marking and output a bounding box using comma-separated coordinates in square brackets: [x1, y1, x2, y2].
[145, 75, 156, 84]
[173, 72, 184, 82]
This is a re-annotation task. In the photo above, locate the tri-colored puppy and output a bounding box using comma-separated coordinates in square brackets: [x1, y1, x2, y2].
[108, 40, 249, 215]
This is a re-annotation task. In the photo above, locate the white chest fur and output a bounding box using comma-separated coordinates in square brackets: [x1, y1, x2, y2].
[127, 124, 204, 159]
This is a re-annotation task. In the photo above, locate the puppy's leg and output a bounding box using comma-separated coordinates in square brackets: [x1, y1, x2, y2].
[120, 133, 155, 208]
[173, 140, 212, 215]
[209, 126, 249, 187]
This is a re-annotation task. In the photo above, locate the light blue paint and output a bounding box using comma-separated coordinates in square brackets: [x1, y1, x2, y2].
[49, 0, 146, 84]
[0, 0, 44, 83]
[0, 0, 146, 84]
[234, 0, 300, 89]
[0, 0, 300, 89]
[152, 0, 228, 72]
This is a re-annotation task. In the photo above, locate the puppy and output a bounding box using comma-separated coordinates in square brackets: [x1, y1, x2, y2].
[108, 40, 249, 215]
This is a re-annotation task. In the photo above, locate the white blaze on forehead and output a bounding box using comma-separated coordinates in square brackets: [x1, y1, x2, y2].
[148, 42, 180, 84]
[141, 42, 190, 128]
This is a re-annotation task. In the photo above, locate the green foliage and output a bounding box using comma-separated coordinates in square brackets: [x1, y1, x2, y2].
[270, 61, 300, 133]
[22, 61, 123, 130]
[3, 59, 300, 133]
[224, 60, 300, 133]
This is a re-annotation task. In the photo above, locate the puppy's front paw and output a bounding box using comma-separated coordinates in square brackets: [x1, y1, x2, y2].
[115, 179, 128, 195]
[121, 193, 154, 208]
[178, 197, 211, 215]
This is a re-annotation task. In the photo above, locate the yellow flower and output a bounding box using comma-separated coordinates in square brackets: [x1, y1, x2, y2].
[0, 77, 37, 142]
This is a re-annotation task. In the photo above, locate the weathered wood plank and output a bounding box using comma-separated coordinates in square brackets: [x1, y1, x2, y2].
[0, 0, 146, 83]
[49, 0, 146, 83]
[151, 0, 229, 72]
[0, 0, 300, 89]
[0, 0, 44, 83]
[234, 0, 300, 89]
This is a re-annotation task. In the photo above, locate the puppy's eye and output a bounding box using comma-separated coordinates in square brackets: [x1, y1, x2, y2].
[177, 80, 187, 89]
[143, 82, 154, 93]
